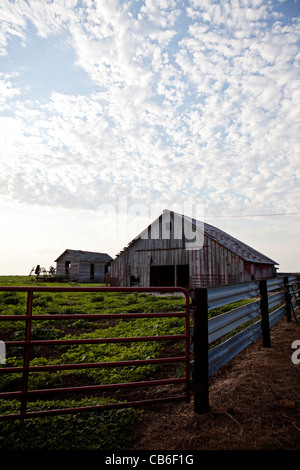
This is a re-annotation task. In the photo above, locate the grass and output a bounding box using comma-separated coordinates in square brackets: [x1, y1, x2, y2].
[0, 397, 141, 450]
[0, 276, 187, 450]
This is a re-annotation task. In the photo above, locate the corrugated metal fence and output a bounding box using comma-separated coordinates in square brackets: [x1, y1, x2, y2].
[191, 274, 300, 413]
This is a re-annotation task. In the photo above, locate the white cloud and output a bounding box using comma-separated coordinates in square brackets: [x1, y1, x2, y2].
[0, 0, 299, 273]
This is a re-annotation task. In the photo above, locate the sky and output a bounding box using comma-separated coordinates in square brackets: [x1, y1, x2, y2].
[0, 0, 299, 276]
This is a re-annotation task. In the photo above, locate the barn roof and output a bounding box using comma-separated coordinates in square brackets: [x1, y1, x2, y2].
[202, 220, 277, 265]
[180, 210, 278, 265]
[118, 209, 278, 266]
[55, 249, 112, 263]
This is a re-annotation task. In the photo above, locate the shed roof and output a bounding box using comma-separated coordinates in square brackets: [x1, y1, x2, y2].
[55, 249, 112, 263]
[118, 209, 278, 266]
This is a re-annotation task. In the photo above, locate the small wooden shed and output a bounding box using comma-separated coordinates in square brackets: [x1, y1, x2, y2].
[55, 249, 112, 283]
[110, 209, 278, 288]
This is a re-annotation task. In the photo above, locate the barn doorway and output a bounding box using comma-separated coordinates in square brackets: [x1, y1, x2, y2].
[65, 261, 71, 276]
[150, 265, 175, 287]
[176, 265, 189, 288]
[90, 263, 95, 281]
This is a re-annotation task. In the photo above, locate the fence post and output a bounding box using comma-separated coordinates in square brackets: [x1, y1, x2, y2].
[21, 290, 33, 417]
[192, 288, 210, 414]
[284, 276, 292, 322]
[259, 279, 271, 348]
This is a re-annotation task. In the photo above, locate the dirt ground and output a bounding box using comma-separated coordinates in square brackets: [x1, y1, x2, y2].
[131, 317, 300, 451]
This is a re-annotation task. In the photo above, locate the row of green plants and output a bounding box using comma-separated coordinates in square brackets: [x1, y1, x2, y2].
[0, 277, 188, 450]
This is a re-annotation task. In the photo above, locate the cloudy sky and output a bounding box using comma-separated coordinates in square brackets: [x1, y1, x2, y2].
[0, 0, 299, 275]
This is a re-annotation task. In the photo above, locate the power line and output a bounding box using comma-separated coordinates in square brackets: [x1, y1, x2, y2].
[204, 212, 300, 218]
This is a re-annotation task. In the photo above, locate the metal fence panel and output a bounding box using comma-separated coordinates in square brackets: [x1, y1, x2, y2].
[208, 320, 262, 376]
[266, 277, 284, 292]
[268, 291, 285, 310]
[269, 305, 286, 328]
[208, 299, 261, 343]
[193, 274, 299, 413]
[206, 276, 297, 377]
[207, 281, 260, 310]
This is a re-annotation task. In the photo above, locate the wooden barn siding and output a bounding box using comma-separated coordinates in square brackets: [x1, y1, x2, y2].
[78, 262, 106, 283]
[56, 254, 79, 280]
[57, 254, 107, 282]
[111, 233, 249, 287]
[188, 236, 243, 283]
[111, 237, 186, 287]
[243, 261, 274, 282]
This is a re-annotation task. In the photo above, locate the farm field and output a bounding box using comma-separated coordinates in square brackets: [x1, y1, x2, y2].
[0, 276, 264, 451]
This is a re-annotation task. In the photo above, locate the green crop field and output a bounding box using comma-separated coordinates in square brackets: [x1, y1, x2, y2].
[0, 276, 188, 450]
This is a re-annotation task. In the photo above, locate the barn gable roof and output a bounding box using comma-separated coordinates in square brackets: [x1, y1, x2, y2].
[55, 249, 112, 263]
[174, 210, 278, 265]
[202, 220, 277, 265]
[118, 209, 278, 266]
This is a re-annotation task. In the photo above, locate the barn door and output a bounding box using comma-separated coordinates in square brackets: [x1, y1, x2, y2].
[90, 263, 95, 281]
[176, 265, 189, 288]
[150, 265, 175, 286]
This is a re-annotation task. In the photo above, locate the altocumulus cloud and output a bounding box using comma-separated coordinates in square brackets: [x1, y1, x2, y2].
[0, 0, 299, 231]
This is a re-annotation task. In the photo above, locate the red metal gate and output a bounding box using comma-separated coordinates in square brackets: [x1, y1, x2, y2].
[0, 286, 190, 420]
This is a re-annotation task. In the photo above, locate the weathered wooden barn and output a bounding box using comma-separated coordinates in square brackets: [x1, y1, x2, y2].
[110, 210, 278, 288]
[55, 249, 112, 283]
